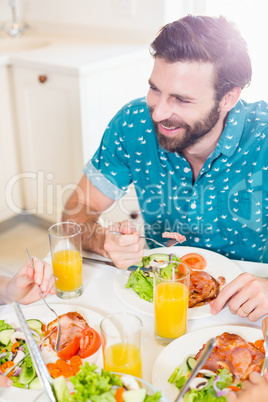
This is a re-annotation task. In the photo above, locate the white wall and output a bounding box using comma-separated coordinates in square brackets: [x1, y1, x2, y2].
[0, 0, 166, 42]
[0, 0, 206, 43]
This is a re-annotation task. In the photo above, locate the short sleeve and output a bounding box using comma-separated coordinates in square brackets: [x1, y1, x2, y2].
[83, 105, 132, 200]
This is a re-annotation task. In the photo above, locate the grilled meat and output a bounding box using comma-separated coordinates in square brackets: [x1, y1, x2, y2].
[47, 312, 88, 352]
[189, 270, 222, 308]
[195, 332, 264, 380]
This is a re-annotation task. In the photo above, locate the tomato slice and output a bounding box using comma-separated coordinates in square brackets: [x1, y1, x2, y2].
[181, 253, 207, 270]
[57, 335, 80, 360]
[79, 327, 101, 358]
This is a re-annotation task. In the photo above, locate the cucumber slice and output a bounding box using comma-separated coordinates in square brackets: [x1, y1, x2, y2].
[123, 389, 146, 402]
[148, 253, 171, 262]
[187, 356, 197, 371]
[29, 376, 42, 389]
[0, 329, 15, 346]
[26, 319, 43, 335]
[53, 376, 71, 402]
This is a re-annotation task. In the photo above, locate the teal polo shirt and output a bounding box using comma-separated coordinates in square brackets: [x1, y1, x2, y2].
[83, 97, 268, 262]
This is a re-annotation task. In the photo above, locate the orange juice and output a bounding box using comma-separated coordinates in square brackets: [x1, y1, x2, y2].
[103, 343, 142, 378]
[52, 249, 82, 292]
[154, 281, 188, 339]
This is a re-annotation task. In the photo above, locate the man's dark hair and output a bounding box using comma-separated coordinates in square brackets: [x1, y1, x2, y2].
[150, 15, 252, 101]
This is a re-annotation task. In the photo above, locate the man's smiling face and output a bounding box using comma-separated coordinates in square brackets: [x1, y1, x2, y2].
[146, 58, 222, 153]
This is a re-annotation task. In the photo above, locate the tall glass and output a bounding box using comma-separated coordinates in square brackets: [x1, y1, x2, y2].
[153, 262, 190, 345]
[100, 313, 143, 378]
[48, 222, 83, 299]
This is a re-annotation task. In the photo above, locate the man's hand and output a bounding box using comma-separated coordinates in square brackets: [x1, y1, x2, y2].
[210, 273, 268, 321]
[104, 220, 145, 270]
[5, 257, 55, 305]
[227, 372, 268, 401]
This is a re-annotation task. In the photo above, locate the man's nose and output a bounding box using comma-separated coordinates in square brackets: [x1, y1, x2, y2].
[151, 98, 173, 122]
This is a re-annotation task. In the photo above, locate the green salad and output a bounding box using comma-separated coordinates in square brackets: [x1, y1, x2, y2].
[169, 355, 237, 401]
[0, 318, 44, 389]
[53, 362, 162, 402]
[125, 253, 181, 302]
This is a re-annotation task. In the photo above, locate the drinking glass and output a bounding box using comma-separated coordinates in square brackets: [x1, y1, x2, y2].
[48, 222, 82, 299]
[153, 262, 190, 345]
[100, 312, 143, 378]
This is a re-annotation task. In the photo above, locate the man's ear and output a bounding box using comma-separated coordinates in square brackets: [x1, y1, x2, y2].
[220, 87, 241, 112]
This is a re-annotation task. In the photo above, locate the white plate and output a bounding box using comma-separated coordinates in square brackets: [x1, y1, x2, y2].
[0, 304, 104, 402]
[152, 325, 263, 401]
[113, 246, 243, 319]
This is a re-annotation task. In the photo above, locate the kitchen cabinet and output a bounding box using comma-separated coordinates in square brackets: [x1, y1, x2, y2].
[12, 65, 84, 223]
[11, 48, 151, 224]
[0, 65, 23, 222]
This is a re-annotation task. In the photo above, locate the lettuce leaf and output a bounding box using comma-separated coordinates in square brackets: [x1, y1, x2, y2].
[70, 363, 121, 401]
[125, 268, 153, 302]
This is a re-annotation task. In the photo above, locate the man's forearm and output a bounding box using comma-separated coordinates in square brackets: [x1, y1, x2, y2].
[62, 207, 108, 257]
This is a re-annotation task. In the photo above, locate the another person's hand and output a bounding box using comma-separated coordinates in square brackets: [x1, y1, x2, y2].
[210, 273, 268, 321]
[0, 376, 13, 388]
[104, 220, 145, 270]
[5, 257, 55, 304]
[227, 372, 268, 401]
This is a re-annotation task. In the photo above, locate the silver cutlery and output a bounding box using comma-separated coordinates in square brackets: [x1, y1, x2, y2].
[82, 256, 151, 272]
[82, 256, 116, 267]
[110, 231, 180, 247]
[26, 248, 61, 353]
[174, 337, 216, 402]
[12, 302, 57, 402]
[261, 326, 268, 376]
[3, 352, 30, 377]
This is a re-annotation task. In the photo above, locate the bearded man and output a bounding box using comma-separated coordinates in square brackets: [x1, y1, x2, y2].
[63, 15, 268, 322]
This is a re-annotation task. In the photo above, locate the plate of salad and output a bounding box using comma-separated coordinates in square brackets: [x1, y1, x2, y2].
[152, 325, 263, 402]
[0, 303, 104, 402]
[113, 246, 243, 319]
[34, 363, 168, 402]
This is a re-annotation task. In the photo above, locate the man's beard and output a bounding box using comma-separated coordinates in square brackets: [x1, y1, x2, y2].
[150, 101, 221, 153]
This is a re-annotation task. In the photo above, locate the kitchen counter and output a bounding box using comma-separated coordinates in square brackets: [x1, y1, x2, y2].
[0, 30, 151, 74]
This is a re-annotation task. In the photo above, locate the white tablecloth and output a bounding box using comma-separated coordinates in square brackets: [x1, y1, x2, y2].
[0, 256, 267, 384]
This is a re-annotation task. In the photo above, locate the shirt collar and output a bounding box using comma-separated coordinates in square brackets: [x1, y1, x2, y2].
[217, 99, 247, 157]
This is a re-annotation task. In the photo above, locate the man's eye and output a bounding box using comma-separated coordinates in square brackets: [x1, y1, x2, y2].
[149, 84, 158, 91]
[175, 97, 190, 104]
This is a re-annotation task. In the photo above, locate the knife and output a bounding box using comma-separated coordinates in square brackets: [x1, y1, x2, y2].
[82, 257, 150, 272]
[82, 256, 116, 267]
[12, 302, 57, 402]
[174, 337, 216, 402]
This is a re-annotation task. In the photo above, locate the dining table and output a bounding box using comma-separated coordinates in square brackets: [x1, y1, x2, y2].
[0, 250, 267, 401]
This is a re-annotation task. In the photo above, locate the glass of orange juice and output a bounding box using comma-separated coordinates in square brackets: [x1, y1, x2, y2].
[153, 262, 190, 345]
[48, 222, 83, 299]
[100, 313, 143, 378]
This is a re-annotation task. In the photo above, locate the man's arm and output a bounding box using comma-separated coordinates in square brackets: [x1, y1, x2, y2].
[62, 174, 145, 268]
[62, 174, 114, 256]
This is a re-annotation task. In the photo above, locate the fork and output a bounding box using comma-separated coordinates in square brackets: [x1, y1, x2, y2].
[261, 325, 268, 376]
[110, 231, 180, 247]
[26, 249, 61, 353]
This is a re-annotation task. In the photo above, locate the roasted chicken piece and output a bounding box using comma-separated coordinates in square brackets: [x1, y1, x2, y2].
[189, 270, 222, 308]
[47, 312, 88, 352]
[195, 332, 264, 380]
